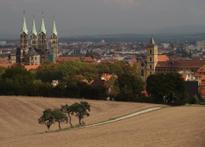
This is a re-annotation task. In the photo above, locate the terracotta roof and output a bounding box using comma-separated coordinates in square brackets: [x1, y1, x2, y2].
[158, 55, 169, 62]
[24, 65, 40, 71]
[0, 58, 12, 68]
[0, 64, 11, 68]
[156, 59, 205, 69]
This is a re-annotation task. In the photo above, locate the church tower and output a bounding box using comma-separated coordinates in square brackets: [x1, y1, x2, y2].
[50, 19, 59, 63]
[146, 37, 158, 78]
[38, 17, 48, 63]
[30, 18, 38, 49]
[19, 15, 29, 64]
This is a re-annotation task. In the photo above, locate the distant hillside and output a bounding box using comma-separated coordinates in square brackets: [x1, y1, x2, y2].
[62, 33, 205, 43]
[158, 25, 205, 35]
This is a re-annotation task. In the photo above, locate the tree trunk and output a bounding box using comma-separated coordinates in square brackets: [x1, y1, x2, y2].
[68, 113, 73, 127]
[58, 121, 61, 130]
[47, 125, 50, 131]
[79, 117, 82, 126]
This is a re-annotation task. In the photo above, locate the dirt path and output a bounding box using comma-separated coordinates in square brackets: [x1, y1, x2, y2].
[85, 106, 162, 128]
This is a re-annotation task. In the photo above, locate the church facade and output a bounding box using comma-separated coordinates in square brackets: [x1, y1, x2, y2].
[15, 16, 59, 65]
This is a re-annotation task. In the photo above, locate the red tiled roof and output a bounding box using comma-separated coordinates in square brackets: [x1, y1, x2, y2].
[0, 58, 12, 68]
[0, 64, 11, 68]
[158, 55, 169, 62]
[156, 59, 205, 69]
[24, 65, 40, 71]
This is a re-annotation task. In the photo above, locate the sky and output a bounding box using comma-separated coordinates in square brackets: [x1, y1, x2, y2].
[0, 0, 205, 38]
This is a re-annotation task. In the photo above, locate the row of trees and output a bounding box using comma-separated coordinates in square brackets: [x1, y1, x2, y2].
[39, 101, 91, 130]
[0, 62, 145, 101]
[0, 61, 200, 105]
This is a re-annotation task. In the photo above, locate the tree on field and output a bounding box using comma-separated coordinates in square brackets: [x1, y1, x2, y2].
[72, 101, 91, 126]
[52, 109, 68, 130]
[39, 108, 67, 130]
[61, 104, 75, 127]
[38, 109, 55, 130]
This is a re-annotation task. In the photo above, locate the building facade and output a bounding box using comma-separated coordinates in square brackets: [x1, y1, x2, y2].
[16, 15, 59, 65]
[49, 20, 59, 63]
[145, 38, 158, 78]
[20, 16, 29, 64]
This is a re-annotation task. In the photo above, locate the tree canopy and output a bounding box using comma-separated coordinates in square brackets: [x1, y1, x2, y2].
[0, 61, 145, 102]
[39, 101, 91, 131]
[146, 72, 185, 105]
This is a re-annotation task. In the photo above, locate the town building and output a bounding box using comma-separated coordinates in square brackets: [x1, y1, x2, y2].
[196, 40, 205, 50]
[138, 38, 205, 98]
[145, 38, 158, 78]
[139, 38, 205, 80]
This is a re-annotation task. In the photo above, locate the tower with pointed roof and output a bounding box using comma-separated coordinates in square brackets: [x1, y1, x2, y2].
[17, 14, 60, 65]
[49, 19, 59, 63]
[38, 17, 48, 63]
[30, 18, 38, 49]
[146, 37, 158, 78]
[19, 15, 29, 64]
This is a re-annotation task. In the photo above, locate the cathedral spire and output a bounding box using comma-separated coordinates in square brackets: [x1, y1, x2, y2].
[32, 18, 37, 36]
[40, 17, 47, 34]
[22, 15, 28, 34]
[52, 19, 58, 36]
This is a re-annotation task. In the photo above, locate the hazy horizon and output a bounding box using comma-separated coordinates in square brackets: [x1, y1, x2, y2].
[0, 0, 205, 38]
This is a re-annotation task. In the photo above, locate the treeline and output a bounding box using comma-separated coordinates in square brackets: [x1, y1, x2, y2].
[0, 61, 201, 105]
[0, 61, 144, 101]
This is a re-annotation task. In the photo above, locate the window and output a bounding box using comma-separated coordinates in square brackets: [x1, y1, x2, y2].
[150, 57, 152, 62]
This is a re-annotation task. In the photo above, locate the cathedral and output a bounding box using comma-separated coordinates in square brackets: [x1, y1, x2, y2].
[15, 16, 59, 65]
